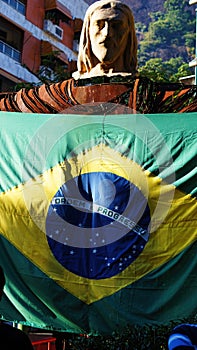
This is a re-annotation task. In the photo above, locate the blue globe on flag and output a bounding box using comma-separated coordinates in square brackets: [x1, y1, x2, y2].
[46, 172, 150, 279]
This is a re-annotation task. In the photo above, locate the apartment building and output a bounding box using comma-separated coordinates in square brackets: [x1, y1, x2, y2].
[0, 0, 88, 92]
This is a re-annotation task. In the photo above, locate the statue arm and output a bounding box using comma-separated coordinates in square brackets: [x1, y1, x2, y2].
[0, 79, 76, 113]
[0, 76, 197, 114]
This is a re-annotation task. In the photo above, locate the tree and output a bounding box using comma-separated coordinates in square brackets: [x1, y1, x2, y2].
[38, 51, 70, 84]
[139, 57, 194, 83]
[139, 58, 168, 82]
[138, 0, 196, 82]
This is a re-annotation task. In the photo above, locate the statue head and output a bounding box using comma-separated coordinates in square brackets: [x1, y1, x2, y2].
[73, 0, 138, 79]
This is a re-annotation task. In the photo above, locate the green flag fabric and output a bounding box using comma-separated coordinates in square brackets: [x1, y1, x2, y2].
[0, 110, 196, 335]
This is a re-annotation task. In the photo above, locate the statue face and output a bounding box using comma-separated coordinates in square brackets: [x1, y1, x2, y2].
[89, 7, 129, 67]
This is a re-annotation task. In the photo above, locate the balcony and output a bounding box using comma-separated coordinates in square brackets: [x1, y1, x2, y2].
[1, 0, 26, 15]
[43, 20, 63, 40]
[0, 40, 21, 62]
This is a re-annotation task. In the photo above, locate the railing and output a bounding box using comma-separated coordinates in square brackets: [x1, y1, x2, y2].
[30, 335, 56, 350]
[1, 0, 26, 15]
[0, 40, 21, 62]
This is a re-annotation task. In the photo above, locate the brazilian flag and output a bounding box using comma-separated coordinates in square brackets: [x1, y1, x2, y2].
[0, 110, 196, 335]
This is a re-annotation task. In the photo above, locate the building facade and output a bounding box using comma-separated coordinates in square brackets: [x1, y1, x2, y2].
[0, 0, 88, 92]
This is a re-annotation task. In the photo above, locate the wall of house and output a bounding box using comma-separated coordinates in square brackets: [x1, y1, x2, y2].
[60, 20, 74, 50]
[26, 0, 45, 28]
[22, 33, 41, 73]
[58, 0, 88, 21]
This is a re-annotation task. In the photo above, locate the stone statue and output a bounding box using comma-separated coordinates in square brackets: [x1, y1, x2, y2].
[72, 0, 138, 79]
[0, 0, 197, 113]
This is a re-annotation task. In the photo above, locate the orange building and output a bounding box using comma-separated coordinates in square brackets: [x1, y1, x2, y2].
[0, 0, 88, 92]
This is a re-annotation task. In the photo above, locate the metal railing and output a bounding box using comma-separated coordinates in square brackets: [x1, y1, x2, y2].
[1, 0, 26, 15]
[0, 40, 21, 62]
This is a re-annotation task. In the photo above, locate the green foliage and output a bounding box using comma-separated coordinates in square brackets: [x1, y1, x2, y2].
[135, 22, 147, 34]
[138, 0, 196, 82]
[58, 316, 197, 350]
[184, 32, 196, 56]
[13, 82, 36, 92]
[173, 62, 194, 82]
[139, 57, 194, 83]
[164, 0, 185, 12]
[38, 51, 70, 84]
[139, 58, 168, 82]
